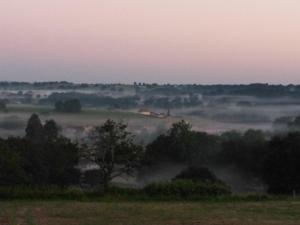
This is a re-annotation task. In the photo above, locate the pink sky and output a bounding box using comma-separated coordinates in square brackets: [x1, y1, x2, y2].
[0, 0, 299, 83]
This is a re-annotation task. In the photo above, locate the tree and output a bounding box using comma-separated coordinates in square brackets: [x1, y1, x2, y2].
[25, 114, 44, 143]
[87, 119, 143, 189]
[54, 100, 64, 112]
[42, 137, 80, 186]
[173, 166, 221, 184]
[146, 120, 219, 164]
[219, 129, 268, 176]
[0, 138, 28, 185]
[64, 99, 82, 113]
[54, 99, 82, 113]
[0, 99, 7, 111]
[23, 115, 79, 186]
[146, 120, 194, 162]
[44, 120, 60, 141]
[263, 132, 300, 194]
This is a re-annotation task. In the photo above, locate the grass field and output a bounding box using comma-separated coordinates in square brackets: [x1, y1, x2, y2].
[1, 200, 300, 225]
[1, 104, 179, 137]
[3, 104, 273, 133]
[6, 104, 143, 118]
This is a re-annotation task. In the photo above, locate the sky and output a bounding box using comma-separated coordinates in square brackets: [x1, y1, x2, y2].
[0, 0, 299, 84]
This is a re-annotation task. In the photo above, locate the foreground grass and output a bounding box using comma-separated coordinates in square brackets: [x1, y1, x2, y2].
[1, 200, 300, 225]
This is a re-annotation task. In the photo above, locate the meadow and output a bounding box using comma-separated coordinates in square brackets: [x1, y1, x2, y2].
[1, 200, 300, 225]
[0, 103, 278, 137]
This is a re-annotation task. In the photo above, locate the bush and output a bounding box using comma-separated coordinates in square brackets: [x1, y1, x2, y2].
[0, 186, 88, 200]
[144, 180, 231, 198]
[55, 99, 81, 113]
[106, 186, 142, 197]
[173, 166, 220, 183]
[83, 170, 103, 187]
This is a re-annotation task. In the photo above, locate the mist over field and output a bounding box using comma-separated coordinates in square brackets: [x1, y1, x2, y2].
[1, 1, 300, 223]
[1, 83, 300, 139]
[1, 82, 300, 194]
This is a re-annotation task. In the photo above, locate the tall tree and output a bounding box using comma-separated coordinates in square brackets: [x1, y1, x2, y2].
[87, 119, 143, 189]
[0, 99, 7, 111]
[43, 137, 80, 186]
[44, 119, 59, 141]
[55, 99, 82, 113]
[25, 114, 44, 143]
[263, 132, 300, 194]
[146, 120, 193, 162]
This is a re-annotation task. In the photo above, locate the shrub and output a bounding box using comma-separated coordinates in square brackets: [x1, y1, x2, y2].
[55, 99, 81, 113]
[173, 166, 220, 183]
[0, 186, 88, 200]
[83, 169, 103, 187]
[144, 180, 231, 198]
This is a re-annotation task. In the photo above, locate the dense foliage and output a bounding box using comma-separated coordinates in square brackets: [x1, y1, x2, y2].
[44, 92, 139, 109]
[144, 180, 231, 197]
[145, 121, 300, 195]
[3, 82, 300, 97]
[55, 99, 82, 113]
[1, 113, 300, 195]
[0, 99, 7, 111]
[146, 120, 220, 163]
[263, 133, 300, 194]
[85, 120, 144, 189]
[173, 166, 221, 184]
[0, 114, 80, 187]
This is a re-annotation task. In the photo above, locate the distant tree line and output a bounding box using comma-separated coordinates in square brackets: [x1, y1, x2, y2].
[0, 99, 7, 111]
[41, 92, 139, 109]
[3, 82, 300, 98]
[0, 114, 79, 187]
[42, 92, 204, 109]
[143, 95, 202, 109]
[0, 115, 143, 190]
[146, 121, 300, 194]
[55, 99, 82, 113]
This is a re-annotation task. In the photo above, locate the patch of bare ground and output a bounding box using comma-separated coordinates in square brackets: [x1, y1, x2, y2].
[186, 219, 300, 225]
[30, 207, 79, 225]
[0, 215, 9, 225]
[17, 208, 29, 225]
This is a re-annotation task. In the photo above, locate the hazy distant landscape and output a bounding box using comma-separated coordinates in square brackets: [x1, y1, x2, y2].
[2, 82, 300, 193]
[1, 82, 300, 139]
[2, 0, 300, 223]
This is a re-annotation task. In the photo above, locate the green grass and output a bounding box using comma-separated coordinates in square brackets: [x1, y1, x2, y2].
[4, 104, 145, 119]
[7, 104, 52, 114]
[1, 200, 300, 225]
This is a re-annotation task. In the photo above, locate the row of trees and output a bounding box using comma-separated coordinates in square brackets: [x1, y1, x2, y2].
[0, 99, 7, 111]
[0, 115, 143, 189]
[0, 115, 79, 186]
[1, 115, 300, 194]
[146, 121, 300, 194]
[55, 99, 82, 113]
[42, 93, 139, 109]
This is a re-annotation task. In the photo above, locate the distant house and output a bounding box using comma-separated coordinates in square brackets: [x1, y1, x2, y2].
[138, 108, 168, 118]
[138, 108, 152, 116]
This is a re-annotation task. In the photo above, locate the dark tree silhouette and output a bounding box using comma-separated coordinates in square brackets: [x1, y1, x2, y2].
[44, 120, 60, 141]
[25, 114, 44, 143]
[87, 119, 143, 189]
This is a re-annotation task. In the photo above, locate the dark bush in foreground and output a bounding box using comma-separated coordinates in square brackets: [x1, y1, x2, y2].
[144, 180, 231, 198]
[0, 186, 88, 200]
[263, 132, 300, 194]
[173, 166, 221, 183]
[83, 170, 103, 187]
